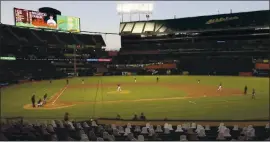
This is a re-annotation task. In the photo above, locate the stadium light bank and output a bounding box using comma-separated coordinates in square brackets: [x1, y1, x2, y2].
[117, 3, 154, 22]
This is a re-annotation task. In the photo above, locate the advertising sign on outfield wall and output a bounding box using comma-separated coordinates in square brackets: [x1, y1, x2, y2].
[255, 63, 270, 70]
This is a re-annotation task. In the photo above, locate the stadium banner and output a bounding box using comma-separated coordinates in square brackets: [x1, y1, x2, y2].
[255, 63, 269, 70]
[239, 72, 252, 76]
[256, 70, 269, 77]
[86, 58, 112, 62]
[0, 83, 9, 87]
[263, 59, 269, 63]
[145, 63, 176, 69]
[131, 72, 137, 75]
[98, 59, 112, 62]
[0, 56, 16, 60]
[14, 8, 57, 29]
[122, 72, 132, 76]
[14, 8, 81, 32]
[182, 71, 189, 75]
[94, 73, 103, 76]
[108, 51, 118, 56]
[57, 15, 80, 32]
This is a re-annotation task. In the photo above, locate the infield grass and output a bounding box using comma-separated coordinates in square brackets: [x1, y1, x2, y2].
[1, 76, 269, 121]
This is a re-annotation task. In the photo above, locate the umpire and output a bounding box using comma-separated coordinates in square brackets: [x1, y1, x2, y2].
[244, 85, 248, 95]
[31, 94, 36, 108]
[43, 93, 48, 104]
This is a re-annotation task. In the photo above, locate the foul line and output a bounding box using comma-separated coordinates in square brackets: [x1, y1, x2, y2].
[52, 86, 68, 104]
[189, 101, 197, 104]
[62, 96, 192, 105]
[23, 103, 75, 110]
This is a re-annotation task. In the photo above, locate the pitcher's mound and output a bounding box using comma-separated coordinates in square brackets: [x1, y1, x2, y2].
[107, 90, 130, 94]
[23, 102, 75, 110]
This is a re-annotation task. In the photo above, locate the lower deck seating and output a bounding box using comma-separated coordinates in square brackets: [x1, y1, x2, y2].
[1, 120, 269, 141]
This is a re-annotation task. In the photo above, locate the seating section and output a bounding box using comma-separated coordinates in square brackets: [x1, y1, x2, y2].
[1, 120, 269, 141]
[93, 35, 106, 46]
[74, 34, 96, 45]
[56, 32, 79, 45]
[33, 30, 60, 45]
[0, 24, 106, 46]
[1, 25, 21, 46]
[10, 27, 44, 45]
[0, 60, 66, 83]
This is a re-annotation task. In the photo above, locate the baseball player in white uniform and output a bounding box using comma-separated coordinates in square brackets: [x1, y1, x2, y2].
[217, 83, 222, 91]
[117, 84, 122, 92]
[134, 77, 137, 83]
[82, 79, 84, 84]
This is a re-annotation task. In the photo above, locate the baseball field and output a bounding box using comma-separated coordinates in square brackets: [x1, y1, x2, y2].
[1, 76, 269, 121]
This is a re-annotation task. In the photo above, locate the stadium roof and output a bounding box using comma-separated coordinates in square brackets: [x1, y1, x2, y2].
[119, 10, 269, 35]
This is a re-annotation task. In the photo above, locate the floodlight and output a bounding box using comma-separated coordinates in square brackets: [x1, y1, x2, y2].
[117, 3, 154, 14]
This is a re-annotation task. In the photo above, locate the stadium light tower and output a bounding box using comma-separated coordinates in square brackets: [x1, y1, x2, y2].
[117, 3, 154, 22]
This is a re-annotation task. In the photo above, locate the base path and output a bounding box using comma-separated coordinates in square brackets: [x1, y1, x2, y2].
[23, 96, 191, 110]
[23, 103, 75, 110]
[50, 86, 68, 104]
[165, 84, 243, 97]
[24, 86, 72, 110]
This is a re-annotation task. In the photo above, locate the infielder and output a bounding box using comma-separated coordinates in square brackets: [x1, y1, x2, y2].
[31, 94, 36, 108]
[252, 88, 256, 99]
[244, 85, 248, 95]
[217, 83, 222, 91]
[134, 77, 137, 83]
[117, 84, 122, 92]
[43, 93, 48, 105]
[82, 79, 84, 84]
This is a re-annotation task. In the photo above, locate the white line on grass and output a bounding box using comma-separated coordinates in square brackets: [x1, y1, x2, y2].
[52, 86, 68, 104]
[189, 101, 197, 104]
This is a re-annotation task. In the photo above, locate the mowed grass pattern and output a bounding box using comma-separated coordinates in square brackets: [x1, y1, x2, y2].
[1, 76, 269, 120]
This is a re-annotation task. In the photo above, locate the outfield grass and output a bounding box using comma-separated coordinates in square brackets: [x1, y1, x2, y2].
[1, 76, 269, 121]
